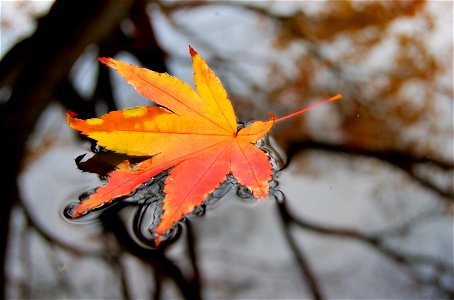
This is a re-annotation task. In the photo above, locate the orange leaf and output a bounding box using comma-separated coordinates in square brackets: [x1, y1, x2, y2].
[67, 46, 341, 245]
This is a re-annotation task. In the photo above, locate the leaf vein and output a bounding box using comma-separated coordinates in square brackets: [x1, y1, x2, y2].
[134, 71, 233, 134]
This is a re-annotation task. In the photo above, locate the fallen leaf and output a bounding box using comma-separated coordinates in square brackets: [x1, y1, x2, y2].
[67, 46, 341, 244]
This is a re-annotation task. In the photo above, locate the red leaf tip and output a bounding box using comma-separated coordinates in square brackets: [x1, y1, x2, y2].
[97, 57, 117, 69]
[189, 45, 197, 57]
[67, 111, 78, 118]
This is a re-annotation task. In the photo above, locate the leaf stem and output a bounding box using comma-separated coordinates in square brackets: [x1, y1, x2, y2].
[275, 94, 342, 123]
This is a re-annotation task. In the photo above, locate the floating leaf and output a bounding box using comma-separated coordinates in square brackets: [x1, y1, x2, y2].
[67, 46, 341, 244]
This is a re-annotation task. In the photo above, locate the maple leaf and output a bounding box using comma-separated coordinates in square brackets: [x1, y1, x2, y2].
[67, 46, 341, 244]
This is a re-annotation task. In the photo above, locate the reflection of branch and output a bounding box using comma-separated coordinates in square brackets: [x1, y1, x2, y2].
[284, 140, 454, 201]
[184, 220, 202, 294]
[153, 267, 162, 300]
[375, 207, 443, 237]
[18, 201, 103, 258]
[13, 200, 101, 298]
[111, 252, 133, 299]
[100, 206, 201, 300]
[277, 193, 454, 298]
[275, 191, 323, 300]
[0, 1, 135, 297]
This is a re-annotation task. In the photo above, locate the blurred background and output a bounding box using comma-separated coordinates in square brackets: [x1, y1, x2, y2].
[0, 1, 453, 299]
